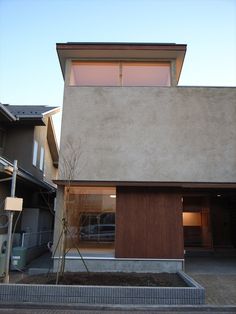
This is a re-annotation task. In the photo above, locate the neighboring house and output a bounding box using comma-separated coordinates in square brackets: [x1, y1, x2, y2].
[0, 104, 59, 271]
[54, 42, 236, 272]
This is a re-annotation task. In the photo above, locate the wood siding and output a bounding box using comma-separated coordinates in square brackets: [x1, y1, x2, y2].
[115, 187, 184, 259]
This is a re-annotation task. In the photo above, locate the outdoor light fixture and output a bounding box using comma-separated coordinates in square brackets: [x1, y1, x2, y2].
[110, 195, 116, 198]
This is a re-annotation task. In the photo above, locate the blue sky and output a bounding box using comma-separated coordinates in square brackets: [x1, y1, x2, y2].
[0, 0, 236, 140]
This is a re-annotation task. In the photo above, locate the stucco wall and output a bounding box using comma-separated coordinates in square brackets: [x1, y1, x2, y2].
[44, 132, 58, 184]
[34, 119, 58, 184]
[59, 86, 236, 183]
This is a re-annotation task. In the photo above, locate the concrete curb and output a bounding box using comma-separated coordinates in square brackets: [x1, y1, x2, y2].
[0, 302, 235, 312]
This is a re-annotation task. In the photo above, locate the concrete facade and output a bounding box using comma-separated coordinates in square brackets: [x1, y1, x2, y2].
[59, 86, 236, 183]
[54, 43, 236, 272]
[53, 257, 184, 273]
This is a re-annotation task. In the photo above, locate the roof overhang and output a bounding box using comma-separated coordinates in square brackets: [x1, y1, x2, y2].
[0, 103, 16, 122]
[0, 105, 60, 126]
[53, 180, 236, 190]
[14, 116, 46, 126]
[42, 107, 60, 117]
[56, 42, 187, 83]
[0, 157, 56, 191]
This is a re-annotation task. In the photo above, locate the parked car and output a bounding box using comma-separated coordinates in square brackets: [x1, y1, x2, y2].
[79, 224, 115, 242]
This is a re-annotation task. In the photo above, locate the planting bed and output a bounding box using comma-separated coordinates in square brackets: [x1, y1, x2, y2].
[18, 272, 187, 287]
[0, 271, 205, 305]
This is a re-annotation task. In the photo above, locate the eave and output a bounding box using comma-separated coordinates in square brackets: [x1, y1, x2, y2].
[56, 42, 187, 83]
[0, 103, 16, 122]
[0, 157, 56, 191]
[53, 180, 236, 190]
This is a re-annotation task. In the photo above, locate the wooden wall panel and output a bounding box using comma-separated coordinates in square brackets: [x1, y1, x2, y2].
[115, 187, 184, 259]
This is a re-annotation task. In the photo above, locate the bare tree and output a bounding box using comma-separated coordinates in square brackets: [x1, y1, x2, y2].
[55, 137, 89, 284]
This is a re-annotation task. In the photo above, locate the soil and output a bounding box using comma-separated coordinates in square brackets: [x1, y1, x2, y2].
[18, 272, 188, 287]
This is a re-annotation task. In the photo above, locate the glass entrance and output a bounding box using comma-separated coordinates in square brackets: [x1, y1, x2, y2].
[65, 186, 116, 253]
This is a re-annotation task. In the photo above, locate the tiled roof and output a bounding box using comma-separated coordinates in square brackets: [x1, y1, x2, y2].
[0, 104, 59, 125]
[3, 105, 57, 118]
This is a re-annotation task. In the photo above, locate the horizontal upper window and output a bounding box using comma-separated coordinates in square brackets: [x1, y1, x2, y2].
[69, 61, 171, 87]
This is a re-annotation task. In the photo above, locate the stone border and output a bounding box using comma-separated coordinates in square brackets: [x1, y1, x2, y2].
[53, 257, 184, 273]
[0, 271, 205, 305]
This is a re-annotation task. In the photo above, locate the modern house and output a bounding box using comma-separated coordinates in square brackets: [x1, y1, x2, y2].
[0, 104, 59, 271]
[54, 42, 236, 272]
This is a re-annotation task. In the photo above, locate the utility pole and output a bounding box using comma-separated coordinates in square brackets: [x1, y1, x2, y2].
[4, 160, 18, 283]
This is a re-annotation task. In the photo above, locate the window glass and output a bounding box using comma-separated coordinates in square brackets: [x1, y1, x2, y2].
[65, 186, 116, 252]
[70, 62, 120, 86]
[122, 63, 171, 86]
[32, 140, 38, 166]
[39, 147, 44, 171]
[69, 61, 171, 86]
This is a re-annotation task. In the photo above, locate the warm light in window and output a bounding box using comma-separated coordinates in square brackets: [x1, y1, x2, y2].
[70, 61, 171, 87]
[122, 63, 170, 86]
[70, 62, 120, 86]
[183, 212, 201, 226]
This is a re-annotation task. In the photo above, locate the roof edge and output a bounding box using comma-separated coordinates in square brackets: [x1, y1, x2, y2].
[0, 103, 16, 121]
[56, 42, 187, 51]
[53, 180, 236, 189]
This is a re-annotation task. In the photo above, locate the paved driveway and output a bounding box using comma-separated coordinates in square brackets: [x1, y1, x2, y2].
[185, 256, 236, 305]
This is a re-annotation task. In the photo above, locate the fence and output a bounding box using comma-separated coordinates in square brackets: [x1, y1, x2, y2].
[21, 230, 53, 249]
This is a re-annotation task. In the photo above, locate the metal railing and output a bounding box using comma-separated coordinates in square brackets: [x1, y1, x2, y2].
[21, 230, 53, 249]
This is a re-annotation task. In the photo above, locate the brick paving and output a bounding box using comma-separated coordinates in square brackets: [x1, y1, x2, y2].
[185, 256, 236, 306]
[190, 274, 236, 305]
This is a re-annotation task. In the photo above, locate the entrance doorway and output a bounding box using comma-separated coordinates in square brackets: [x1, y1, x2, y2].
[211, 196, 236, 249]
[183, 197, 212, 249]
[183, 195, 236, 253]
